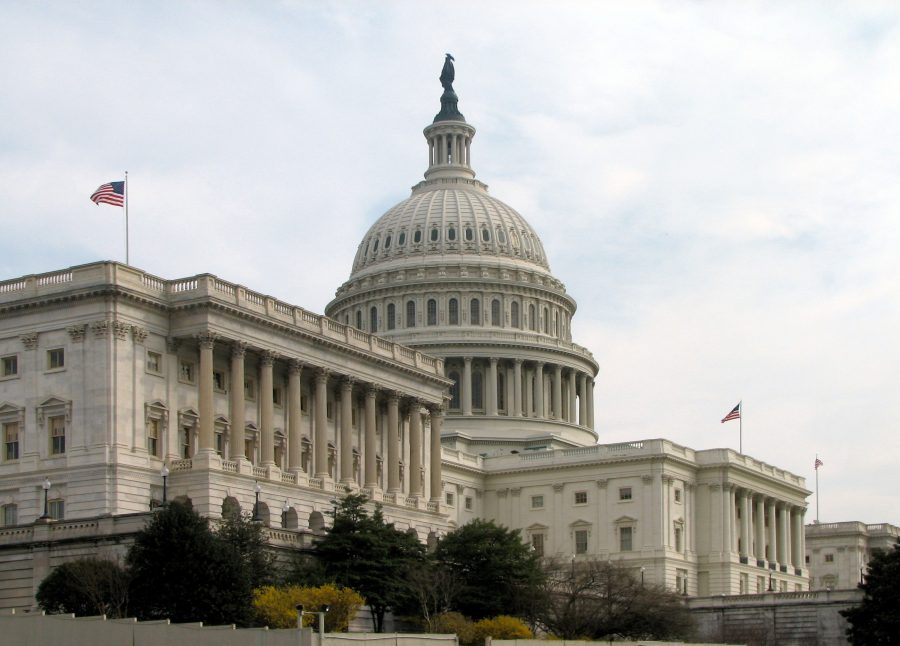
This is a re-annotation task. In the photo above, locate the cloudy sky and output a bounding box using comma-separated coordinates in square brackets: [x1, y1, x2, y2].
[2, 1, 898, 525]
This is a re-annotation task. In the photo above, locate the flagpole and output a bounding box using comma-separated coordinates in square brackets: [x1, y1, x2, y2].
[739, 402, 742, 454]
[815, 454, 820, 523]
[124, 171, 129, 266]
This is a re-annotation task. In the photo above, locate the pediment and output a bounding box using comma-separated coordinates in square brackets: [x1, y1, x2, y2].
[38, 395, 70, 409]
[614, 515, 637, 525]
[0, 402, 24, 415]
[527, 522, 549, 531]
[569, 518, 592, 528]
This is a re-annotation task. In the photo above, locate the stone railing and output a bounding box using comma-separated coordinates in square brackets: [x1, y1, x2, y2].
[0, 261, 447, 381]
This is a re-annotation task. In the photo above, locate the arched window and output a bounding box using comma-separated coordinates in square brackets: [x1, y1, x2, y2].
[448, 227, 456, 241]
[449, 371, 461, 410]
[470, 299, 480, 326]
[370, 306, 378, 333]
[465, 227, 474, 241]
[481, 228, 491, 242]
[449, 298, 459, 325]
[497, 229, 507, 244]
[554, 311, 559, 336]
[491, 299, 501, 326]
[373, 237, 379, 253]
[387, 303, 396, 330]
[430, 227, 439, 242]
[384, 234, 392, 249]
[356, 310, 362, 330]
[414, 229, 422, 244]
[497, 372, 506, 411]
[406, 300, 416, 328]
[543, 307, 549, 333]
[427, 299, 437, 326]
[529, 304, 536, 331]
[472, 370, 484, 410]
[398, 232, 406, 246]
[511, 301, 520, 328]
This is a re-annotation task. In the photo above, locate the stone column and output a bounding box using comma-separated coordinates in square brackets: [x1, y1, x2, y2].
[726, 484, 736, 554]
[755, 496, 766, 563]
[409, 400, 423, 497]
[791, 507, 802, 569]
[314, 368, 329, 478]
[799, 507, 807, 569]
[552, 364, 562, 419]
[579, 373, 588, 426]
[523, 366, 532, 416]
[779, 504, 790, 568]
[429, 405, 443, 501]
[767, 498, 778, 565]
[364, 386, 378, 488]
[513, 359, 523, 417]
[229, 342, 246, 460]
[197, 332, 216, 453]
[259, 351, 276, 466]
[287, 360, 303, 472]
[340, 377, 354, 484]
[387, 392, 400, 493]
[534, 362, 544, 418]
[567, 369, 577, 422]
[462, 357, 473, 416]
[587, 378, 595, 429]
[487, 358, 498, 415]
[739, 489, 751, 558]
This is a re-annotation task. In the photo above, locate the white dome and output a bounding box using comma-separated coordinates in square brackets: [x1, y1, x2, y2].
[350, 178, 551, 278]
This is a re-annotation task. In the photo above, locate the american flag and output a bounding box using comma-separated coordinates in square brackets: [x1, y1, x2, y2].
[721, 402, 741, 423]
[815, 457, 823, 470]
[90, 181, 125, 207]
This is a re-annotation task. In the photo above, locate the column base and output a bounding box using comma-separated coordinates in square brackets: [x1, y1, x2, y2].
[192, 450, 221, 470]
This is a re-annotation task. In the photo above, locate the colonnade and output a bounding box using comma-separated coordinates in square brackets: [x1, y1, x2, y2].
[448, 356, 594, 428]
[194, 331, 443, 501]
[712, 483, 806, 572]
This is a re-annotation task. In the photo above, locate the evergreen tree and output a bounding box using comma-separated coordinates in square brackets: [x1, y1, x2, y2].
[36, 558, 130, 618]
[126, 501, 255, 626]
[433, 519, 545, 620]
[842, 540, 900, 644]
[314, 494, 425, 632]
[217, 510, 275, 590]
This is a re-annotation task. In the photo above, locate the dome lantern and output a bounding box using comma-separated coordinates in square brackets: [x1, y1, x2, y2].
[424, 54, 476, 181]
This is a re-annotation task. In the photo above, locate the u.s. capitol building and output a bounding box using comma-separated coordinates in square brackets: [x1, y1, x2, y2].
[0, 60, 810, 608]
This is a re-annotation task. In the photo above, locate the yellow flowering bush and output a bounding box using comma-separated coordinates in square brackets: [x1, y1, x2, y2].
[471, 615, 533, 644]
[252, 583, 364, 631]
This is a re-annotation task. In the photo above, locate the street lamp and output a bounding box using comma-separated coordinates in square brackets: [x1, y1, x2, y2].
[768, 572, 774, 592]
[252, 481, 261, 522]
[571, 553, 576, 578]
[160, 464, 169, 505]
[640, 566, 646, 587]
[282, 500, 290, 527]
[39, 477, 51, 520]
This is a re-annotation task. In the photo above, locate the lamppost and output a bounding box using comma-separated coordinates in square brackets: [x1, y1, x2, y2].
[39, 477, 51, 520]
[768, 571, 774, 592]
[160, 464, 169, 505]
[571, 553, 576, 578]
[252, 481, 261, 522]
[640, 566, 645, 587]
[282, 500, 290, 528]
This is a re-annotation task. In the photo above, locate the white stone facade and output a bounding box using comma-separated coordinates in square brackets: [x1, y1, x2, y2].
[805, 521, 900, 590]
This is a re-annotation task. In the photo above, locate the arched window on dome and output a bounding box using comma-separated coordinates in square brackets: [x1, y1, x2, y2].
[387, 304, 396, 330]
[370, 306, 378, 333]
[497, 372, 506, 412]
[406, 300, 416, 328]
[356, 310, 362, 330]
[511, 302, 520, 328]
[372, 237, 379, 254]
[553, 311, 559, 337]
[398, 232, 406, 247]
[448, 371, 461, 410]
[491, 299, 501, 327]
[449, 298, 459, 325]
[481, 228, 491, 242]
[529, 304, 537, 331]
[427, 299, 437, 326]
[472, 369, 484, 411]
[543, 307, 550, 334]
[523, 233, 533, 251]
[430, 227, 440, 242]
[414, 229, 422, 244]
[465, 227, 474, 242]
[384, 234, 392, 249]
[470, 299, 481, 326]
[447, 227, 456, 241]
[364, 240, 370, 256]
[497, 229, 507, 244]
[510, 230, 519, 249]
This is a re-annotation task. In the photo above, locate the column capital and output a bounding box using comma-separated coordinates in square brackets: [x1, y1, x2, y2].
[489, 356, 499, 365]
[196, 331, 217, 349]
[314, 367, 330, 384]
[260, 349, 277, 366]
[365, 384, 379, 398]
[553, 363, 562, 374]
[341, 376, 356, 391]
[20, 332, 39, 350]
[514, 358, 523, 366]
[428, 403, 445, 417]
[642, 475, 653, 484]
[463, 356, 473, 364]
[535, 361, 545, 368]
[596, 479, 608, 489]
[288, 358, 304, 375]
[387, 390, 400, 404]
[709, 483, 722, 491]
[166, 336, 181, 353]
[231, 340, 248, 358]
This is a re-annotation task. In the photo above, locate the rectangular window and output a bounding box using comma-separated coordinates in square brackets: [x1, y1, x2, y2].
[575, 529, 589, 554]
[47, 348, 65, 370]
[244, 377, 256, 401]
[674, 526, 683, 553]
[574, 491, 588, 505]
[677, 569, 689, 595]
[531, 495, 544, 509]
[824, 553, 834, 563]
[465, 496, 473, 511]
[146, 351, 162, 374]
[674, 488, 682, 503]
[757, 576, 765, 593]
[2, 504, 17, 527]
[48, 499, 64, 520]
[740, 573, 749, 594]
[327, 401, 334, 419]
[1, 355, 18, 377]
[531, 533, 544, 557]
[273, 387, 283, 407]
[4, 422, 19, 461]
[619, 487, 632, 501]
[215, 432, 224, 457]
[49, 415, 66, 455]
[300, 394, 309, 412]
[147, 418, 160, 457]
[213, 370, 226, 392]
[180, 427, 192, 459]
[179, 360, 195, 384]
[620, 526, 633, 551]
[445, 492, 455, 506]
